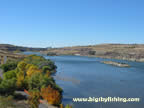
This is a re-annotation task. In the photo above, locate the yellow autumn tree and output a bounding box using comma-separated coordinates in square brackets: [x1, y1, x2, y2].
[16, 70, 25, 88]
[17, 61, 27, 72]
[26, 65, 42, 77]
[16, 61, 27, 88]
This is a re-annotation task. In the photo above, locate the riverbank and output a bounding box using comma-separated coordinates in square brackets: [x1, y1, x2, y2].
[0, 55, 62, 108]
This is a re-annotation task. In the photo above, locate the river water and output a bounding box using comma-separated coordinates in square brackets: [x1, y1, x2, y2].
[24, 52, 144, 108]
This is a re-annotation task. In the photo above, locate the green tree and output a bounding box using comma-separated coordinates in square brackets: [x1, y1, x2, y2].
[28, 73, 55, 90]
[3, 70, 16, 80]
[28, 89, 40, 108]
[0, 77, 2, 83]
[0, 78, 16, 95]
[1, 60, 18, 72]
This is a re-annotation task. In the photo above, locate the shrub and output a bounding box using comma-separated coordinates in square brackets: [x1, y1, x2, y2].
[26, 65, 42, 77]
[28, 73, 42, 90]
[16, 70, 25, 89]
[17, 61, 27, 72]
[0, 78, 16, 95]
[38, 60, 57, 73]
[28, 73, 56, 90]
[23, 55, 45, 65]
[0, 77, 2, 83]
[40, 76, 57, 89]
[16, 72, 29, 90]
[1, 60, 18, 72]
[28, 89, 40, 108]
[42, 66, 51, 72]
[41, 85, 62, 105]
[22, 55, 57, 74]
[3, 70, 16, 80]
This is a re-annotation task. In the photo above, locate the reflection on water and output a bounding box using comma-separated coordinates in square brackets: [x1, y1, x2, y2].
[54, 75, 80, 85]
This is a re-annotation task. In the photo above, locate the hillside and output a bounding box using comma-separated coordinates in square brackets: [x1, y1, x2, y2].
[0, 44, 47, 64]
[42, 44, 144, 62]
[0, 44, 47, 52]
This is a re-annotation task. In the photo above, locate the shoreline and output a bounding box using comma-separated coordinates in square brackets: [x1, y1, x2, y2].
[47, 54, 144, 63]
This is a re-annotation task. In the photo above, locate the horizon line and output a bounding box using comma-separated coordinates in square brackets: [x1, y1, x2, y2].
[0, 43, 143, 48]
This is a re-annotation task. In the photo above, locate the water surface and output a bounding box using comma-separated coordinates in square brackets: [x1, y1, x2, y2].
[46, 55, 144, 108]
[23, 52, 144, 108]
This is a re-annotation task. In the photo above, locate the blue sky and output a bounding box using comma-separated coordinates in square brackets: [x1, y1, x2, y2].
[0, 0, 144, 47]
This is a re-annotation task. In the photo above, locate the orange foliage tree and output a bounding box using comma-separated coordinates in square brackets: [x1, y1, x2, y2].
[41, 85, 62, 105]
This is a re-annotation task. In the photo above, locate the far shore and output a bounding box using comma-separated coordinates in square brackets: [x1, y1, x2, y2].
[41, 44, 144, 62]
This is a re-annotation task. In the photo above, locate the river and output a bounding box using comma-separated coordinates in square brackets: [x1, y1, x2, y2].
[24, 52, 144, 108]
